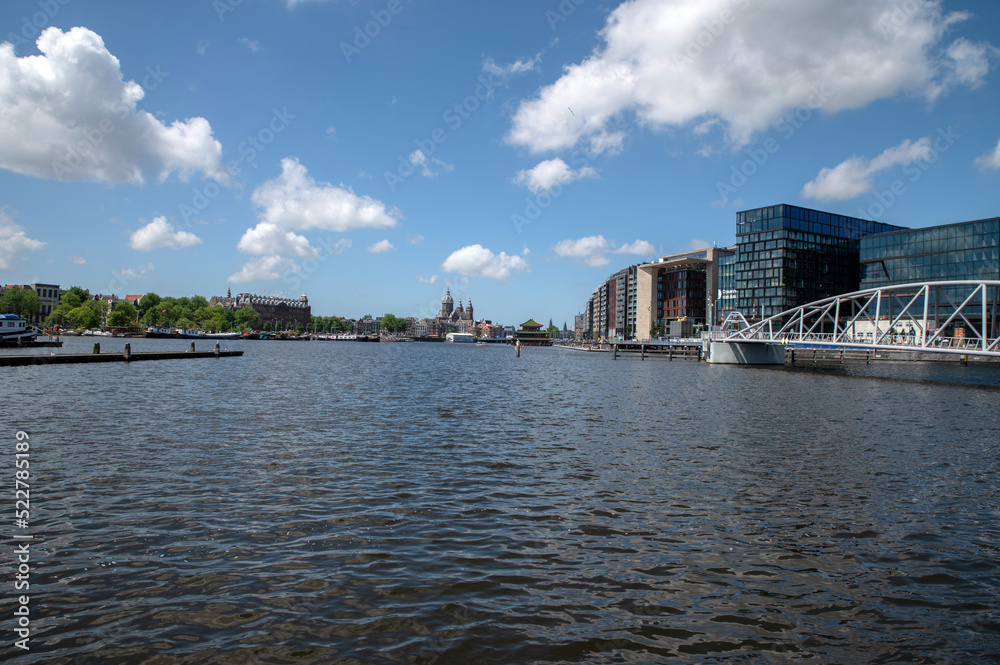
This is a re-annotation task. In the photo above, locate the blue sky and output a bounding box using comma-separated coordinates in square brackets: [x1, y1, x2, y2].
[1, 0, 998, 326]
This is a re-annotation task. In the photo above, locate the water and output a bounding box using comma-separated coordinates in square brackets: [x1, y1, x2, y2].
[2, 338, 999, 664]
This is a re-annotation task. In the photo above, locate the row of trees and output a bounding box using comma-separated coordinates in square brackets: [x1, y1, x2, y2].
[0, 286, 41, 320]
[35, 288, 261, 332]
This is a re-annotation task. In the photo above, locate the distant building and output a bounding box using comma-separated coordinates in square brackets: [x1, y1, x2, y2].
[436, 288, 475, 330]
[635, 246, 735, 340]
[1, 283, 62, 324]
[210, 290, 310, 330]
[514, 318, 552, 346]
[355, 315, 379, 336]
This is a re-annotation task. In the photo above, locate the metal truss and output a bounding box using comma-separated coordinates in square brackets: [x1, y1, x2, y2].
[719, 281, 1000, 358]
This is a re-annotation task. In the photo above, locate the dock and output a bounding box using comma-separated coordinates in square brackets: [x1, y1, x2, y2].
[0, 343, 243, 367]
[555, 341, 704, 360]
[0, 340, 64, 349]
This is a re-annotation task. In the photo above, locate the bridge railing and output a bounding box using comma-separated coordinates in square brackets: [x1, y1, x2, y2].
[716, 280, 1000, 357]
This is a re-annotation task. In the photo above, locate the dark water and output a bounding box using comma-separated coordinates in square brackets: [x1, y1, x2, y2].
[2, 339, 999, 664]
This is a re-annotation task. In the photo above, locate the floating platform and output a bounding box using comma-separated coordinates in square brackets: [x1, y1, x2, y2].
[0, 343, 243, 367]
[0, 340, 63, 348]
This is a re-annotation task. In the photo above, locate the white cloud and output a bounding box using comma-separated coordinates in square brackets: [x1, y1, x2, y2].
[0, 27, 227, 184]
[239, 38, 261, 53]
[440, 244, 528, 281]
[251, 157, 399, 231]
[975, 138, 1000, 170]
[129, 216, 203, 251]
[0, 210, 45, 271]
[483, 54, 542, 78]
[69, 256, 86, 265]
[117, 262, 155, 280]
[801, 138, 933, 201]
[507, 0, 992, 153]
[408, 234, 424, 245]
[417, 274, 439, 284]
[512, 158, 597, 194]
[368, 239, 394, 253]
[231, 158, 397, 283]
[615, 239, 656, 256]
[409, 149, 454, 177]
[228, 255, 299, 283]
[552, 235, 613, 267]
[941, 37, 994, 90]
[236, 222, 317, 258]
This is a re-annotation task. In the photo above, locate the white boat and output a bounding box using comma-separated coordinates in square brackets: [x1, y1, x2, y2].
[0, 314, 39, 342]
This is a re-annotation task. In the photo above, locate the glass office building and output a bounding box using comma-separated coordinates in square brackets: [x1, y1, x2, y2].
[861, 217, 1000, 288]
[735, 204, 905, 319]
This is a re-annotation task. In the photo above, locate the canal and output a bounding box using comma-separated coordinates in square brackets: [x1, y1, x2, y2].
[2, 338, 998, 663]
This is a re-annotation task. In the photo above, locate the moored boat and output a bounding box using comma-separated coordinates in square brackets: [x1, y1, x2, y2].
[0, 314, 39, 342]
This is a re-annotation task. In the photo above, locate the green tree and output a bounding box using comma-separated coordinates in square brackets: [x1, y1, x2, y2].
[235, 306, 259, 330]
[546, 324, 559, 338]
[59, 286, 89, 310]
[0, 286, 40, 319]
[141, 307, 164, 327]
[138, 292, 161, 317]
[380, 313, 407, 334]
[108, 301, 138, 327]
[67, 306, 100, 330]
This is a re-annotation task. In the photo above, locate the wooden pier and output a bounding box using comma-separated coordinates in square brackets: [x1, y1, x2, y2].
[0, 343, 243, 367]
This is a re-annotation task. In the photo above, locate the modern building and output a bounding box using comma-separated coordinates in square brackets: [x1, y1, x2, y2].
[634, 246, 735, 341]
[734, 204, 905, 320]
[861, 217, 1000, 289]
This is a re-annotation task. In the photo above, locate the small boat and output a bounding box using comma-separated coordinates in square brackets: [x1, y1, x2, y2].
[145, 326, 178, 339]
[476, 341, 489, 347]
[0, 314, 39, 342]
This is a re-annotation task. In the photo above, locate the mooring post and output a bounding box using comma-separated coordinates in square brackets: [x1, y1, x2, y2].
[214, 341, 220, 356]
[93, 343, 100, 354]
[124, 343, 131, 360]
[613, 344, 618, 360]
[641, 344, 645, 361]
[190, 342, 196, 352]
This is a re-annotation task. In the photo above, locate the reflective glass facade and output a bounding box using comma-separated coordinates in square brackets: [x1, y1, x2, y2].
[735, 204, 905, 319]
[860, 218, 1000, 288]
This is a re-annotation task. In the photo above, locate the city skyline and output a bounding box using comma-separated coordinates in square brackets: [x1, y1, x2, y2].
[1, 0, 999, 325]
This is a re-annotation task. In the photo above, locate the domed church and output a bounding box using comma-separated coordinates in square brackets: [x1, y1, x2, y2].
[437, 288, 474, 330]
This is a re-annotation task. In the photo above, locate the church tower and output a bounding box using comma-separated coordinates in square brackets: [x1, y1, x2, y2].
[466, 299, 473, 320]
[439, 288, 454, 318]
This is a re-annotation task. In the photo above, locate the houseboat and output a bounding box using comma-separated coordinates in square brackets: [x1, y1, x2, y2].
[0, 314, 39, 343]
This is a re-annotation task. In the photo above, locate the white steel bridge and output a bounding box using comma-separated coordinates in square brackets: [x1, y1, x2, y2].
[717, 280, 1000, 359]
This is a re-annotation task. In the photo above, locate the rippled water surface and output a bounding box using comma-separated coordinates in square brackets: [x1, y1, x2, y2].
[2, 338, 999, 664]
